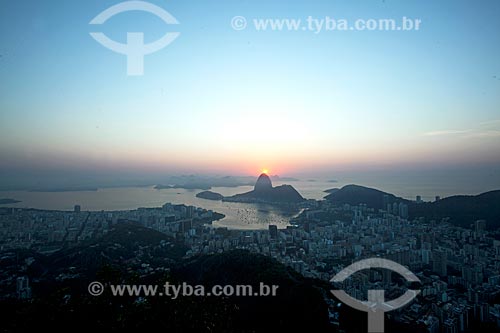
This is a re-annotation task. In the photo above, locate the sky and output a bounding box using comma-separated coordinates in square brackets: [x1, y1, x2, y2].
[0, 0, 500, 187]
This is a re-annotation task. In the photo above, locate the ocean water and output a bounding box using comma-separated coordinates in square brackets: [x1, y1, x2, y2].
[0, 176, 498, 230]
[0, 185, 297, 230]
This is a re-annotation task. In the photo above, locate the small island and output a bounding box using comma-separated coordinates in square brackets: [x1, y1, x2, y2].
[196, 191, 224, 201]
[154, 184, 173, 190]
[0, 198, 21, 205]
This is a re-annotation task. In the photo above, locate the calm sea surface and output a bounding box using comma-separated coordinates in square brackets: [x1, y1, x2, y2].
[1, 177, 498, 230]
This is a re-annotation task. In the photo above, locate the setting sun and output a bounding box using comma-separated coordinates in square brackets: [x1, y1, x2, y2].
[261, 169, 269, 175]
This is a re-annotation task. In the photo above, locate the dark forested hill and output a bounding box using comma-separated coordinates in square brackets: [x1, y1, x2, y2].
[325, 185, 500, 229]
[409, 190, 500, 229]
[324, 184, 409, 209]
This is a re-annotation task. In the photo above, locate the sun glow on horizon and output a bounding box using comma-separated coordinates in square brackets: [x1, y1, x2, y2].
[261, 169, 269, 175]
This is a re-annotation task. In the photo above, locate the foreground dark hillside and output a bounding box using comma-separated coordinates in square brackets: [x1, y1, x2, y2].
[176, 250, 330, 332]
[0, 224, 332, 332]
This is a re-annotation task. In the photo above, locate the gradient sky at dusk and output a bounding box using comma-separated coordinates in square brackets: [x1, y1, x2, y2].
[1, 0, 500, 184]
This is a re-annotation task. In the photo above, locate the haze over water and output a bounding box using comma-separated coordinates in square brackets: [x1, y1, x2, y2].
[2, 173, 498, 229]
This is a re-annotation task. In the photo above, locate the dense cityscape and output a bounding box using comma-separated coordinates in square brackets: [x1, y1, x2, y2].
[1, 188, 499, 332]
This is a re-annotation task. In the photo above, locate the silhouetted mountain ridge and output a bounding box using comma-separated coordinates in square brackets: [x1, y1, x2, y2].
[325, 184, 500, 229]
[324, 184, 409, 209]
[224, 173, 305, 204]
[48, 222, 188, 274]
[1, 233, 332, 332]
[411, 190, 500, 229]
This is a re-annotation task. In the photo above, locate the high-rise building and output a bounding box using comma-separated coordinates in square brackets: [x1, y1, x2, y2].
[186, 205, 195, 218]
[16, 276, 32, 300]
[354, 208, 363, 222]
[416, 195, 422, 203]
[432, 249, 447, 276]
[398, 202, 408, 219]
[474, 220, 486, 234]
[74, 205, 81, 213]
[269, 225, 278, 239]
[383, 195, 390, 211]
[421, 249, 431, 264]
[162, 203, 173, 212]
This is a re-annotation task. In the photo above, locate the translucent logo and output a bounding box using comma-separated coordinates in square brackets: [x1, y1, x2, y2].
[89, 1, 180, 76]
[330, 258, 420, 333]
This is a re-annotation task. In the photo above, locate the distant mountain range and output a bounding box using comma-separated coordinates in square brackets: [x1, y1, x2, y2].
[155, 175, 255, 190]
[1, 174, 304, 192]
[325, 184, 500, 229]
